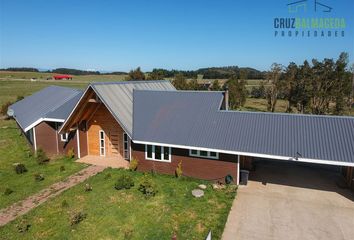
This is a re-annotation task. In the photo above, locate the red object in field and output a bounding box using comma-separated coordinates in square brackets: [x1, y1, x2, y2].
[53, 75, 73, 80]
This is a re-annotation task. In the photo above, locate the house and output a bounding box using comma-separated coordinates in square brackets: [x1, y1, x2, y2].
[8, 86, 82, 156]
[8, 81, 354, 187]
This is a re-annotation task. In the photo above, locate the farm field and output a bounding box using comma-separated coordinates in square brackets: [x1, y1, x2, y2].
[0, 168, 236, 239]
[0, 119, 86, 209]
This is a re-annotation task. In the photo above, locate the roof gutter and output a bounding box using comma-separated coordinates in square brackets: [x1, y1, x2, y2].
[132, 139, 354, 167]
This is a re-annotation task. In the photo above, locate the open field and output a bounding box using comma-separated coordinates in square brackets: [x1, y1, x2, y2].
[0, 119, 86, 209]
[0, 168, 235, 239]
[0, 71, 127, 83]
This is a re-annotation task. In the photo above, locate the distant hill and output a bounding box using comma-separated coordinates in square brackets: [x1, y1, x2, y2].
[148, 66, 265, 79]
[1, 66, 265, 79]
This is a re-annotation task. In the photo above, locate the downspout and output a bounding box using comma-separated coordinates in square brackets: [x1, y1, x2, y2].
[55, 123, 59, 154]
[76, 127, 81, 159]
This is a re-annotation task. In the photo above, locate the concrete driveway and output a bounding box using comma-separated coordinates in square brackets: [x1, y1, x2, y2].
[222, 160, 354, 240]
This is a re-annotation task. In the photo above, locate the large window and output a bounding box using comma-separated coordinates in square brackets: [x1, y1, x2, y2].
[145, 145, 171, 162]
[189, 149, 219, 159]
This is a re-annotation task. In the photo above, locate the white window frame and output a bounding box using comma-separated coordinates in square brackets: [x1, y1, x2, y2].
[145, 145, 171, 162]
[99, 130, 105, 157]
[60, 133, 69, 142]
[189, 149, 219, 159]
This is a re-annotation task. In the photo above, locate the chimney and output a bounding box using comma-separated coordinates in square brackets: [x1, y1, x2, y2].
[223, 85, 229, 110]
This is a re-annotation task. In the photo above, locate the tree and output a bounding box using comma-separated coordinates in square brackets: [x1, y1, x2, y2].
[147, 69, 165, 80]
[172, 73, 188, 90]
[125, 67, 145, 80]
[283, 62, 298, 112]
[210, 80, 221, 91]
[188, 79, 200, 90]
[333, 52, 350, 115]
[227, 75, 247, 109]
[266, 63, 283, 112]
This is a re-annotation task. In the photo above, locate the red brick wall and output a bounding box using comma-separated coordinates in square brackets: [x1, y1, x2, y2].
[131, 143, 238, 182]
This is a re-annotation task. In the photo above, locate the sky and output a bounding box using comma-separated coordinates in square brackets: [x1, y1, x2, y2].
[0, 0, 353, 72]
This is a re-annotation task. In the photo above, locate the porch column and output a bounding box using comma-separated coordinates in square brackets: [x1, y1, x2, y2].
[236, 155, 240, 185]
[76, 128, 81, 159]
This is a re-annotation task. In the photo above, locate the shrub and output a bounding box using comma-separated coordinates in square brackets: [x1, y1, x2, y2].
[16, 218, 30, 233]
[1, 101, 12, 116]
[67, 148, 75, 159]
[104, 173, 112, 180]
[115, 174, 134, 190]
[60, 166, 65, 172]
[16, 95, 24, 101]
[85, 183, 92, 192]
[175, 161, 183, 178]
[70, 211, 87, 226]
[4, 188, 14, 195]
[14, 163, 27, 174]
[36, 149, 49, 164]
[138, 174, 157, 198]
[129, 158, 139, 171]
[34, 173, 45, 181]
[61, 200, 69, 208]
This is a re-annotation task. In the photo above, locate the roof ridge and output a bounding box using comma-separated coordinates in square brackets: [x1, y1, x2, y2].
[90, 80, 171, 86]
[133, 89, 224, 93]
[219, 110, 354, 120]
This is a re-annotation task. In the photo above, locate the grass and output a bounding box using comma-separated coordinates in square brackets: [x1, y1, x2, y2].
[0, 169, 236, 239]
[0, 71, 127, 82]
[0, 119, 86, 209]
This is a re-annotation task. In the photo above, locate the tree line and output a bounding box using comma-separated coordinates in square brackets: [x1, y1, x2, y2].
[249, 52, 353, 115]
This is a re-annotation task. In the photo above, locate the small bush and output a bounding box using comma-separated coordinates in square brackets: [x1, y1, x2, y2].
[104, 173, 112, 180]
[34, 173, 45, 181]
[61, 200, 69, 208]
[16, 218, 31, 233]
[16, 95, 24, 101]
[115, 174, 134, 190]
[4, 188, 14, 195]
[1, 101, 12, 116]
[67, 148, 75, 159]
[175, 161, 183, 178]
[36, 149, 49, 165]
[85, 183, 92, 192]
[60, 166, 65, 172]
[14, 163, 27, 174]
[138, 174, 157, 198]
[129, 158, 139, 171]
[70, 211, 87, 226]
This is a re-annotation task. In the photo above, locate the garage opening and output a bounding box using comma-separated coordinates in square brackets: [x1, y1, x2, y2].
[238, 156, 354, 200]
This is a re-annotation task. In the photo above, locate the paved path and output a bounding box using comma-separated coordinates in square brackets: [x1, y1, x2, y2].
[0, 165, 105, 226]
[222, 161, 354, 240]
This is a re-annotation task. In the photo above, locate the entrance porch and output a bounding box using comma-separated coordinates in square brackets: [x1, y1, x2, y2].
[77, 155, 129, 169]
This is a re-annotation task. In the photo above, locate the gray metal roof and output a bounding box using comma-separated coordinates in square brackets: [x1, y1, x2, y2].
[91, 80, 175, 136]
[9, 86, 82, 132]
[133, 90, 354, 166]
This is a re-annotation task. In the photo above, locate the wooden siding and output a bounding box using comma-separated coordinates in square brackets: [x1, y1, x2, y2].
[34, 121, 82, 158]
[131, 143, 238, 182]
[87, 104, 124, 157]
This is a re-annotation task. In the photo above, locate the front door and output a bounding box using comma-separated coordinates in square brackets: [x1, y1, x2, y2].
[108, 130, 120, 157]
[123, 133, 130, 160]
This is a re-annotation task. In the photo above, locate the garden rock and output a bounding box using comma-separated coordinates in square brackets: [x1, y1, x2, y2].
[198, 184, 207, 190]
[192, 189, 204, 198]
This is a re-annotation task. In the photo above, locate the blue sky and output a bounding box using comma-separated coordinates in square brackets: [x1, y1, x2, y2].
[0, 0, 353, 71]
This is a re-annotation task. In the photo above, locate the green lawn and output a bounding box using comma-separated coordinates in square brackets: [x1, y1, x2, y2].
[0, 119, 86, 209]
[0, 168, 236, 240]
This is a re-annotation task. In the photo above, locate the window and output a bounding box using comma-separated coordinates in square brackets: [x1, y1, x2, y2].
[189, 149, 219, 159]
[99, 130, 105, 156]
[145, 145, 171, 162]
[60, 133, 68, 142]
[123, 133, 130, 160]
